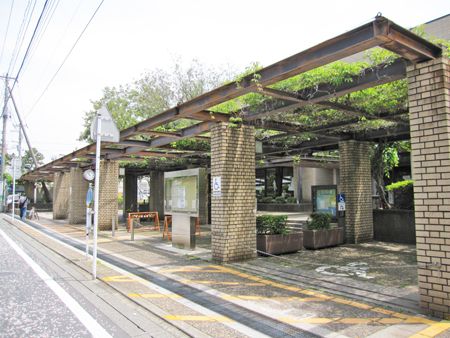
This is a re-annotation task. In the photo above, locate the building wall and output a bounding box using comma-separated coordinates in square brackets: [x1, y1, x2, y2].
[300, 167, 336, 202]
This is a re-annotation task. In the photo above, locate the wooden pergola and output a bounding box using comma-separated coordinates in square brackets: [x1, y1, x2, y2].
[22, 16, 442, 181]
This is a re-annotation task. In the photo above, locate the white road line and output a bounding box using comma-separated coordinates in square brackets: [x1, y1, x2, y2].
[0, 227, 112, 338]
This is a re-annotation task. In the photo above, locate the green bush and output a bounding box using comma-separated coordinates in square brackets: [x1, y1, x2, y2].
[306, 212, 331, 230]
[274, 196, 286, 204]
[386, 180, 413, 191]
[260, 196, 274, 203]
[256, 215, 288, 235]
[286, 196, 297, 204]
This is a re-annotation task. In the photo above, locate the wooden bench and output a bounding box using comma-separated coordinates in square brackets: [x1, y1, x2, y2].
[127, 211, 160, 232]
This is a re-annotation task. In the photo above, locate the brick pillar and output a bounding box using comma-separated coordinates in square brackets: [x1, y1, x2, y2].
[68, 168, 88, 224]
[339, 140, 373, 243]
[211, 123, 256, 263]
[98, 160, 119, 230]
[53, 172, 70, 219]
[149, 171, 164, 218]
[123, 170, 137, 219]
[408, 57, 450, 319]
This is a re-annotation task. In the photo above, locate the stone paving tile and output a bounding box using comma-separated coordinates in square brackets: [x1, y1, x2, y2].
[26, 214, 450, 338]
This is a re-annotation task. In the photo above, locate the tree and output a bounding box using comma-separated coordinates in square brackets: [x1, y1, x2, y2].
[22, 148, 44, 171]
[79, 59, 234, 142]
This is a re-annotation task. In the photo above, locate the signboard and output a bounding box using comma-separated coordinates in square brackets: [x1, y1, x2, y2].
[212, 176, 221, 197]
[337, 193, 346, 211]
[312, 185, 337, 217]
[90, 106, 120, 142]
[164, 168, 204, 215]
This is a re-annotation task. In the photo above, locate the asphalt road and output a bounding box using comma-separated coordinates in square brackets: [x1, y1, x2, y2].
[0, 224, 93, 337]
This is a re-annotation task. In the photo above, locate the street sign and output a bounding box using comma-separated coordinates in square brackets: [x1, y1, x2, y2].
[212, 176, 221, 197]
[90, 106, 120, 142]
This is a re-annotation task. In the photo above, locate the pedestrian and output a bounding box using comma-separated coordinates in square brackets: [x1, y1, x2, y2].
[18, 194, 29, 220]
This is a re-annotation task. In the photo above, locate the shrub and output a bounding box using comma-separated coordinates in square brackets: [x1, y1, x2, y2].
[274, 196, 286, 204]
[260, 196, 274, 203]
[386, 180, 414, 210]
[256, 215, 288, 235]
[386, 180, 413, 191]
[306, 212, 331, 230]
[286, 196, 297, 204]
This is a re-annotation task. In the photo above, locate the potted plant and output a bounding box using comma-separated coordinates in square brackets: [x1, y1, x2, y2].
[256, 215, 303, 255]
[303, 212, 344, 249]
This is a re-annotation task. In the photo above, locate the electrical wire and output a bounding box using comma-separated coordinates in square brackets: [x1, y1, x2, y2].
[7, 0, 35, 75]
[26, 0, 106, 117]
[1, 0, 50, 118]
[20, 0, 61, 76]
[0, 0, 16, 70]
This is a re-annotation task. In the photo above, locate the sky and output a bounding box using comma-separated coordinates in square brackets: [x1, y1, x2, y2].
[0, 0, 449, 164]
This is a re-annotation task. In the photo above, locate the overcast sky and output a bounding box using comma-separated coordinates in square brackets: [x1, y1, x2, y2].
[0, 0, 449, 164]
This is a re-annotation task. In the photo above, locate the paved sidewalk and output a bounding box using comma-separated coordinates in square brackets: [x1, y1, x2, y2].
[12, 213, 450, 338]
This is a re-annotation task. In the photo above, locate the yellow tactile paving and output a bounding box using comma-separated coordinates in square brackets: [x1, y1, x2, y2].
[128, 293, 182, 299]
[102, 275, 136, 282]
[164, 315, 232, 322]
[409, 322, 450, 338]
[220, 295, 323, 302]
[180, 279, 264, 286]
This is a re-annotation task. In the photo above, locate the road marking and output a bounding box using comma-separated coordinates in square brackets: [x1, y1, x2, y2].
[164, 315, 232, 322]
[0, 227, 111, 338]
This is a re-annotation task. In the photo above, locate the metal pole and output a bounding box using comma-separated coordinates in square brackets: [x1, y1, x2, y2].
[11, 157, 16, 221]
[8, 87, 51, 203]
[92, 113, 102, 279]
[111, 216, 115, 237]
[86, 207, 91, 258]
[1, 77, 9, 211]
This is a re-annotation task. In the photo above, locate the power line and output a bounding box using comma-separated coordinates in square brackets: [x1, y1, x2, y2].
[26, 0, 106, 117]
[0, 0, 15, 69]
[7, 0, 38, 75]
[1, 0, 50, 119]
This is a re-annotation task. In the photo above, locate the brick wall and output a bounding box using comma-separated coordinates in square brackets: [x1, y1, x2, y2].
[211, 123, 256, 263]
[53, 172, 70, 219]
[68, 167, 89, 224]
[408, 57, 450, 319]
[98, 160, 119, 230]
[339, 140, 373, 243]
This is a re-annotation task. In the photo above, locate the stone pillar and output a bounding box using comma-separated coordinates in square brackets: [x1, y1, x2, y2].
[211, 123, 256, 263]
[408, 57, 450, 319]
[24, 182, 34, 202]
[53, 172, 70, 219]
[149, 171, 164, 218]
[123, 170, 137, 218]
[339, 140, 373, 243]
[68, 168, 88, 224]
[98, 161, 119, 230]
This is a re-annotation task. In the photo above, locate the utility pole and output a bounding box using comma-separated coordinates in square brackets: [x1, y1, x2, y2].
[8, 86, 51, 203]
[0, 76, 9, 211]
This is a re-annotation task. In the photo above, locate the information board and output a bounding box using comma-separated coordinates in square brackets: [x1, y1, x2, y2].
[164, 169, 200, 215]
[312, 185, 337, 217]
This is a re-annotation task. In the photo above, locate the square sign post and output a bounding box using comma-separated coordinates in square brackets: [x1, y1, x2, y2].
[90, 106, 119, 280]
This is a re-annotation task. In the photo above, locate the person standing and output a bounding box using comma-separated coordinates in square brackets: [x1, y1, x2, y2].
[18, 194, 29, 220]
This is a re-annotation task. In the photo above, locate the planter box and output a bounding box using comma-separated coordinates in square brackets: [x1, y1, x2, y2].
[257, 233, 303, 255]
[303, 227, 344, 250]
